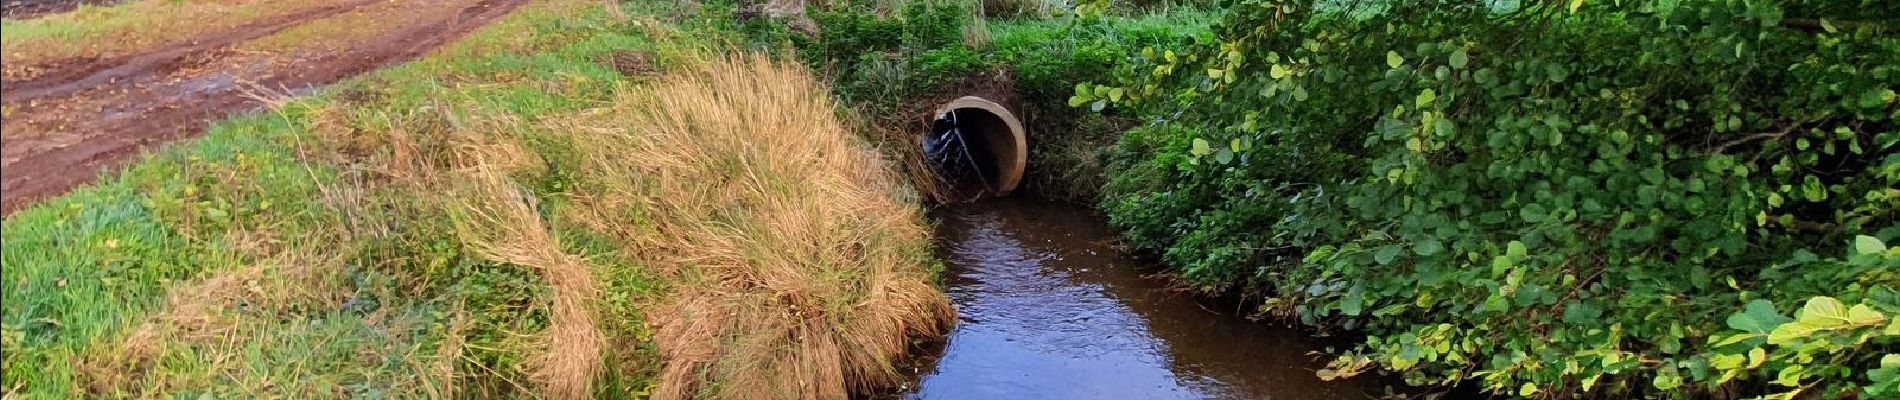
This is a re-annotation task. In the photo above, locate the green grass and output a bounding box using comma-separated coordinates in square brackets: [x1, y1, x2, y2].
[1, 108, 333, 397]
[2, 1, 683, 397]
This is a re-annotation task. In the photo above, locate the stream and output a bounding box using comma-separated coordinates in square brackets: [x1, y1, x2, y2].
[898, 197, 1391, 399]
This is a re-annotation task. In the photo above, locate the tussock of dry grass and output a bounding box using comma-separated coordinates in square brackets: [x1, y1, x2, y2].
[557, 55, 953, 400]
[446, 142, 605, 400]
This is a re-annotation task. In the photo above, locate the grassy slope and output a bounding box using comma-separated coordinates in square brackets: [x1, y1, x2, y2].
[2, 1, 950, 398]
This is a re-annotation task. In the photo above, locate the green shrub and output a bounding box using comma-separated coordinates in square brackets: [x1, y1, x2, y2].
[731, 0, 1210, 199]
[1087, 0, 1898, 397]
[993, 10, 1212, 200]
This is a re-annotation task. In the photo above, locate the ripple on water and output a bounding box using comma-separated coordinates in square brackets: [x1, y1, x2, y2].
[899, 198, 1390, 400]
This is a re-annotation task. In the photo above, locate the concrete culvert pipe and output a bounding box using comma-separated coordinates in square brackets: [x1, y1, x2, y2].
[923, 96, 1027, 196]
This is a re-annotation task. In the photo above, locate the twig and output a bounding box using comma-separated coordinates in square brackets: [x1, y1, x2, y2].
[1781, 18, 1885, 33]
[1711, 125, 1798, 154]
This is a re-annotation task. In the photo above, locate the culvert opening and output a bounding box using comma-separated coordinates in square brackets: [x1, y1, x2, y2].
[923, 96, 1026, 199]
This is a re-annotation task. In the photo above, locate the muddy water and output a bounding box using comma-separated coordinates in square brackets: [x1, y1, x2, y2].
[902, 198, 1389, 399]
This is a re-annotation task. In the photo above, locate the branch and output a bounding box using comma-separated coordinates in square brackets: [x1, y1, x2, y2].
[1791, 220, 1836, 234]
[1711, 125, 1798, 154]
[1779, 18, 1886, 33]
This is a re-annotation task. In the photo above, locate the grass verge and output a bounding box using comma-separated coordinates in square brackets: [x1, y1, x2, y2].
[3, 0, 952, 398]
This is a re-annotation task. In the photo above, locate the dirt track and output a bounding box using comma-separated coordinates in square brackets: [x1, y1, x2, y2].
[0, 0, 528, 215]
[0, 0, 121, 19]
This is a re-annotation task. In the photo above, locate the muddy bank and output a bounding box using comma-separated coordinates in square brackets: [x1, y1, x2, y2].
[897, 198, 1397, 399]
[0, 0, 527, 215]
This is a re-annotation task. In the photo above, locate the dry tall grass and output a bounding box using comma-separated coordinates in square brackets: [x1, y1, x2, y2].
[556, 54, 954, 400]
[447, 142, 605, 400]
[55, 36, 950, 400]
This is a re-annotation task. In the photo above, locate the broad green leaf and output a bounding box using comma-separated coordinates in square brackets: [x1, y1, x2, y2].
[1657, 0, 1680, 13]
[1802, 175, 1826, 201]
[1491, 256, 1511, 277]
[1748, 347, 1767, 369]
[1387, 51, 1405, 69]
[1191, 138, 1213, 156]
[1710, 353, 1744, 370]
[1848, 304, 1886, 326]
[1374, 245, 1403, 265]
[1415, 239, 1443, 256]
[1519, 383, 1537, 396]
[1271, 64, 1291, 79]
[1855, 235, 1887, 255]
[1863, 89, 1897, 109]
[1108, 87, 1125, 102]
[1433, 118, 1454, 137]
[1342, 286, 1365, 316]
[1449, 48, 1469, 69]
[1653, 369, 1682, 390]
[1768, 321, 1819, 345]
[1521, 203, 1548, 223]
[1416, 89, 1438, 107]
[1798, 296, 1849, 327]
[1774, 365, 1805, 387]
[1711, 333, 1762, 347]
[1568, 0, 1585, 13]
[1507, 241, 1528, 258]
[1545, 64, 1569, 83]
[1727, 299, 1791, 334]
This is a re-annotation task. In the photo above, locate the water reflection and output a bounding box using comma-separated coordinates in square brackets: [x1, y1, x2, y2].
[902, 198, 1385, 399]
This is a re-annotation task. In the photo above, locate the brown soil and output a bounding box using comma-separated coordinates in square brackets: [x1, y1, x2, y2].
[0, 0, 529, 215]
[0, 0, 120, 20]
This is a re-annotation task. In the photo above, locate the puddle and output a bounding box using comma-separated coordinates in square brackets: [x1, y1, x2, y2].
[899, 197, 1392, 399]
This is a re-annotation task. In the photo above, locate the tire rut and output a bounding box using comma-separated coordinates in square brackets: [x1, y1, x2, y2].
[0, 0, 531, 216]
[1, 0, 378, 103]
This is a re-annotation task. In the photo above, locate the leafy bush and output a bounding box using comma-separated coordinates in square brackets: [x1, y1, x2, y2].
[731, 1, 1210, 199]
[1086, 0, 1898, 397]
[995, 12, 1212, 200]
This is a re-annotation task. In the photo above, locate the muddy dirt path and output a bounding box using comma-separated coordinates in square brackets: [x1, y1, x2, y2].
[0, 0, 528, 215]
[0, 0, 121, 20]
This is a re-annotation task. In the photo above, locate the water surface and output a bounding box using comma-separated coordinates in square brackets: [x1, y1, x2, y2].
[900, 198, 1389, 399]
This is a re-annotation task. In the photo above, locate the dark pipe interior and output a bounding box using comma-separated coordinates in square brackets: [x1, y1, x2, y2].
[925, 108, 1007, 199]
